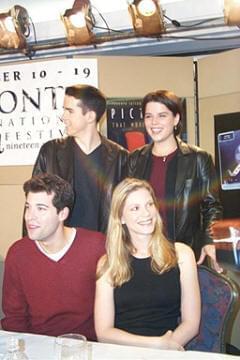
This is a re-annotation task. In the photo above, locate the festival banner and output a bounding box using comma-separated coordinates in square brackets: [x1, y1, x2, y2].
[0, 58, 98, 165]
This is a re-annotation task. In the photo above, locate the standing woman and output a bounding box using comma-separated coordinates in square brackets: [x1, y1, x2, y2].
[127, 90, 222, 272]
[95, 178, 200, 350]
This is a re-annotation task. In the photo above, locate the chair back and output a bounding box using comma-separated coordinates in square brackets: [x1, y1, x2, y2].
[186, 265, 239, 353]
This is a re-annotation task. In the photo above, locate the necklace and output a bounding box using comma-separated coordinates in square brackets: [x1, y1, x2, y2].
[153, 147, 178, 162]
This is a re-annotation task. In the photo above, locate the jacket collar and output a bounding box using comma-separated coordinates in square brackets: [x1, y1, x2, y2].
[176, 137, 192, 155]
[142, 137, 191, 156]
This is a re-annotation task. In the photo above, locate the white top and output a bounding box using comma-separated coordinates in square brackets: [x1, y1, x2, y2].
[35, 229, 76, 261]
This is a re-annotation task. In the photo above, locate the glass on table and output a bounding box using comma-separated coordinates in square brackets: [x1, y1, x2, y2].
[2, 336, 29, 360]
[55, 334, 87, 360]
[229, 226, 240, 267]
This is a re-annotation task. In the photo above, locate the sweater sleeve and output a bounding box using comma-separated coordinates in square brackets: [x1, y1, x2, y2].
[1, 249, 30, 332]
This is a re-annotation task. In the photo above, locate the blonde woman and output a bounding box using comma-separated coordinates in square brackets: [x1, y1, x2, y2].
[94, 178, 200, 350]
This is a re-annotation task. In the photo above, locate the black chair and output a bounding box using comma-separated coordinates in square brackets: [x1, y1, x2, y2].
[185, 265, 239, 353]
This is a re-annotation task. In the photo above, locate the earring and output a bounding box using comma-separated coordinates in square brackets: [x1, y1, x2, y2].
[174, 125, 177, 131]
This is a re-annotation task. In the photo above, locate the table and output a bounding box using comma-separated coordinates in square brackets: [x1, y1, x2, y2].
[0, 330, 238, 360]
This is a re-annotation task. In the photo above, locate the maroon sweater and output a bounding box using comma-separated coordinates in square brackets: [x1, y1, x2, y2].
[1, 228, 105, 340]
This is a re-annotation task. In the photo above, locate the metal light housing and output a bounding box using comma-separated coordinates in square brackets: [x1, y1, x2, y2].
[0, 5, 30, 49]
[128, 0, 165, 36]
[61, 0, 95, 46]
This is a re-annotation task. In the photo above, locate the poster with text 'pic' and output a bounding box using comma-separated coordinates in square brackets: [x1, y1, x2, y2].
[0, 58, 98, 166]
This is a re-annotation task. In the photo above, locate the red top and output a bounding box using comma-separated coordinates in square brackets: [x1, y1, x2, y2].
[1, 228, 105, 340]
[149, 150, 177, 231]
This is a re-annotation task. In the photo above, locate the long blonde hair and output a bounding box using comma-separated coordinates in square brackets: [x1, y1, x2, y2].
[97, 178, 177, 287]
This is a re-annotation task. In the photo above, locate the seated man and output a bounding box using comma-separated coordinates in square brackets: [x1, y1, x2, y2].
[1, 173, 105, 340]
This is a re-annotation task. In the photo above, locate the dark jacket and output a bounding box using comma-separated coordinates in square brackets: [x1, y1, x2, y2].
[32, 135, 128, 233]
[128, 138, 222, 251]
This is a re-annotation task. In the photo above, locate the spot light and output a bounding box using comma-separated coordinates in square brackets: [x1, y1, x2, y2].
[224, 0, 240, 25]
[128, 0, 165, 36]
[0, 5, 30, 49]
[138, 0, 157, 16]
[61, 0, 95, 46]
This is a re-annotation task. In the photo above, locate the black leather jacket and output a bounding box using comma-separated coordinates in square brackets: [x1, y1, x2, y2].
[33, 135, 128, 233]
[128, 138, 222, 250]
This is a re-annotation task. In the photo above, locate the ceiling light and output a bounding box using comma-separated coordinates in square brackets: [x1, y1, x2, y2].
[128, 0, 165, 36]
[4, 17, 16, 32]
[224, 0, 240, 25]
[0, 5, 30, 49]
[69, 12, 86, 28]
[137, 0, 157, 16]
[61, 0, 95, 46]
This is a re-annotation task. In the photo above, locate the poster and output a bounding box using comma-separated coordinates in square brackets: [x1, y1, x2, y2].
[214, 112, 240, 271]
[217, 129, 240, 191]
[106, 97, 187, 151]
[214, 111, 240, 218]
[106, 97, 147, 151]
[0, 58, 98, 166]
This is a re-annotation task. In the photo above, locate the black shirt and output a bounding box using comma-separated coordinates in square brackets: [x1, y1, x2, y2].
[114, 256, 181, 336]
[66, 141, 103, 231]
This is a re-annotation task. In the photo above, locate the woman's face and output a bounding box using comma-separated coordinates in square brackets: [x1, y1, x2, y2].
[144, 101, 179, 144]
[121, 188, 157, 239]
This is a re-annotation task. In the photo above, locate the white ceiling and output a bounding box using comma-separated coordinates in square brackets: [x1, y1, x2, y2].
[1, 0, 240, 62]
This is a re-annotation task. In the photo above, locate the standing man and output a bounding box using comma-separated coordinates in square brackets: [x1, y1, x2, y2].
[2, 174, 105, 339]
[33, 84, 128, 233]
[128, 90, 223, 272]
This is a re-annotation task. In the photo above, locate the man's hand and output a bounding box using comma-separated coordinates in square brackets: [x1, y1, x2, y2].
[197, 244, 223, 273]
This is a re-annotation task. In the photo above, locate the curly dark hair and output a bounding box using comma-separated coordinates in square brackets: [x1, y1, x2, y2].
[23, 173, 74, 213]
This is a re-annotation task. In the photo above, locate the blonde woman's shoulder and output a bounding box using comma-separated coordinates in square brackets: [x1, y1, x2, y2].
[96, 254, 113, 286]
[97, 254, 107, 272]
[174, 242, 196, 264]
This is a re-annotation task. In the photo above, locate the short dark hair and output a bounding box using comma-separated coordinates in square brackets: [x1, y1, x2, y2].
[65, 84, 106, 123]
[142, 90, 183, 136]
[23, 174, 74, 213]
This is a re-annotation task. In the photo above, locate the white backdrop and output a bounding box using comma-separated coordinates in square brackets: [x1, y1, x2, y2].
[0, 58, 98, 166]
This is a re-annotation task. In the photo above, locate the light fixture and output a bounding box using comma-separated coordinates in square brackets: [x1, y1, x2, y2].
[61, 0, 95, 46]
[137, 0, 157, 16]
[128, 0, 165, 36]
[224, 0, 240, 25]
[0, 5, 30, 49]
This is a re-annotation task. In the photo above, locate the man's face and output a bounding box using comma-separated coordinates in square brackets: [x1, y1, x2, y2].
[24, 191, 63, 243]
[61, 95, 90, 137]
